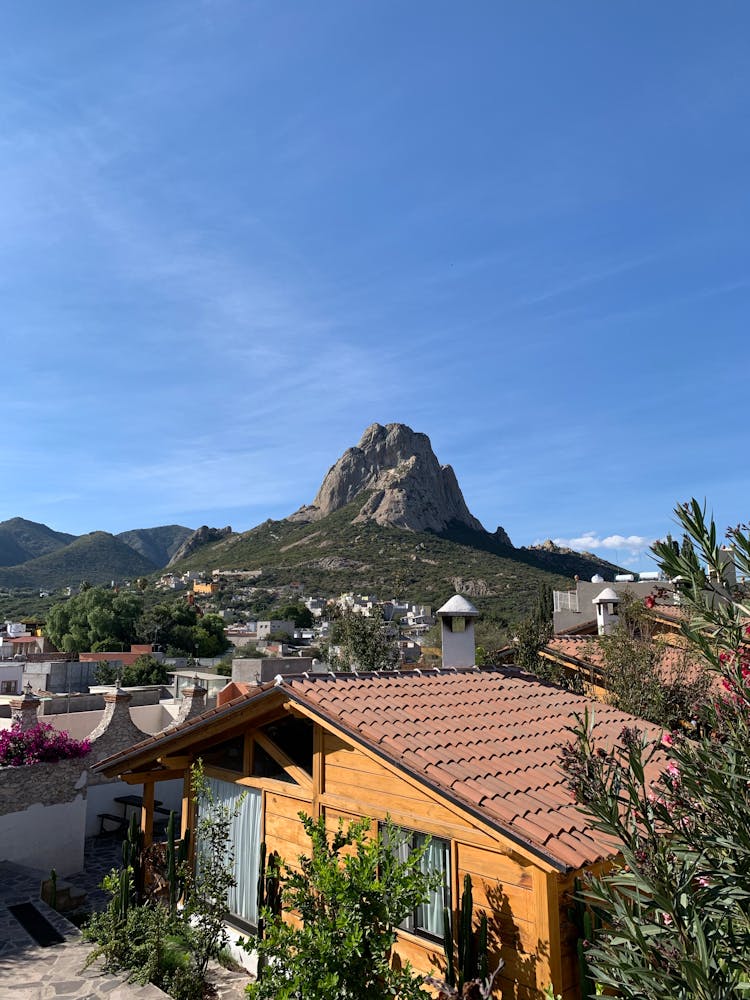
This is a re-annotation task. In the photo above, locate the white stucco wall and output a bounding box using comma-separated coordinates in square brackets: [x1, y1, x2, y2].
[0, 795, 86, 875]
[440, 619, 477, 668]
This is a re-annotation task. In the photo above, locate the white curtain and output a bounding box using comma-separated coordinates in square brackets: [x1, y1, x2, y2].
[203, 777, 262, 925]
[415, 834, 450, 936]
[384, 825, 450, 938]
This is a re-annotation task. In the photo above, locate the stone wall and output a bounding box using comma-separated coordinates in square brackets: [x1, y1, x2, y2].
[0, 757, 89, 812]
[0, 758, 89, 874]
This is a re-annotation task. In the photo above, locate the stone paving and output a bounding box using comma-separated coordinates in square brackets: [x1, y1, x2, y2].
[0, 835, 251, 1000]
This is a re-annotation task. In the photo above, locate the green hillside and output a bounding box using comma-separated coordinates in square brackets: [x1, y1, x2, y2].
[172, 499, 622, 625]
[0, 517, 77, 567]
[0, 531, 158, 590]
[117, 524, 193, 567]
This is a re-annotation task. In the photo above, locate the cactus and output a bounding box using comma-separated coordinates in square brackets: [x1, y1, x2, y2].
[49, 868, 57, 911]
[477, 912, 488, 983]
[122, 813, 144, 903]
[442, 905, 456, 987]
[116, 865, 132, 922]
[458, 872, 475, 986]
[166, 810, 190, 912]
[441, 874, 493, 995]
[255, 843, 282, 982]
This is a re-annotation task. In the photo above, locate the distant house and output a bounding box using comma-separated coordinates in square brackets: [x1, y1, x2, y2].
[256, 619, 295, 640]
[95, 601, 664, 999]
[193, 580, 218, 596]
[79, 643, 162, 668]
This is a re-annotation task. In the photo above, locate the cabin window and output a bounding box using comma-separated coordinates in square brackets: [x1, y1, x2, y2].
[202, 734, 245, 773]
[198, 777, 261, 928]
[260, 716, 314, 775]
[252, 741, 295, 782]
[0, 681, 17, 694]
[381, 825, 451, 940]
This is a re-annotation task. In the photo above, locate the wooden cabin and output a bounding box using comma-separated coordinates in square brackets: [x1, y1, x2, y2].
[95, 667, 661, 999]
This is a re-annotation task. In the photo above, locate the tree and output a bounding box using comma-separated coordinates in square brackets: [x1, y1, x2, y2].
[560, 500, 750, 999]
[122, 654, 170, 687]
[244, 814, 438, 1000]
[327, 609, 399, 671]
[136, 602, 229, 658]
[95, 654, 170, 687]
[275, 603, 314, 629]
[591, 592, 710, 728]
[193, 613, 229, 657]
[511, 584, 578, 688]
[45, 587, 143, 654]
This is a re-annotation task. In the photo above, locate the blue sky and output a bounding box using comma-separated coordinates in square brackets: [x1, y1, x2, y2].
[2, 2, 748, 569]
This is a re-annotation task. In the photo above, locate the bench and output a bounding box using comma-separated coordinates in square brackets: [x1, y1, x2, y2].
[97, 812, 128, 836]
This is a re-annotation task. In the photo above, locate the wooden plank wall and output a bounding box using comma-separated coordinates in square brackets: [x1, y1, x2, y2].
[263, 788, 312, 874]
[319, 731, 559, 999]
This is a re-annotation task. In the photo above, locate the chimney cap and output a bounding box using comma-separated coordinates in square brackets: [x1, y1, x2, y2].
[592, 587, 619, 604]
[436, 595, 480, 617]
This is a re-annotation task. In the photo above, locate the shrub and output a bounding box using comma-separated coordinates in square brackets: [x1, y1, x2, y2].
[0, 721, 90, 767]
[560, 500, 750, 999]
[244, 814, 437, 1000]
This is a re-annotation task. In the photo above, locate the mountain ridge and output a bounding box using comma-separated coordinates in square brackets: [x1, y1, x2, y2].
[167, 424, 624, 624]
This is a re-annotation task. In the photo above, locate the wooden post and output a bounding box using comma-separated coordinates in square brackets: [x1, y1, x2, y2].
[141, 782, 155, 849]
[181, 763, 197, 870]
[312, 724, 323, 819]
[531, 867, 563, 996]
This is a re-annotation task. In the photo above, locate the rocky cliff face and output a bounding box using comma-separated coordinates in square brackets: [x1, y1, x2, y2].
[289, 423, 487, 534]
[167, 525, 233, 566]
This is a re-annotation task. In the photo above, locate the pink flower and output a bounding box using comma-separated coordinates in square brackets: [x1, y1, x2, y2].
[661, 733, 674, 747]
[666, 762, 680, 780]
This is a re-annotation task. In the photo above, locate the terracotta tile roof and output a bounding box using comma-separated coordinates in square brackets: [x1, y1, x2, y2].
[544, 634, 706, 685]
[647, 604, 689, 625]
[96, 667, 666, 872]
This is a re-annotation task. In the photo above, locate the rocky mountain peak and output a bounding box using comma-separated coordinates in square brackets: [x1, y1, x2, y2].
[289, 422, 487, 534]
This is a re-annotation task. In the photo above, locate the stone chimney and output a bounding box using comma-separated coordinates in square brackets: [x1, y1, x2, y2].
[9, 683, 40, 731]
[88, 688, 146, 747]
[176, 676, 208, 725]
[436, 595, 480, 668]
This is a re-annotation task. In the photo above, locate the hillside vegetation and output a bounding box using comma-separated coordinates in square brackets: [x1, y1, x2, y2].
[173, 498, 621, 625]
[0, 532, 157, 590]
[117, 524, 193, 567]
[0, 517, 77, 567]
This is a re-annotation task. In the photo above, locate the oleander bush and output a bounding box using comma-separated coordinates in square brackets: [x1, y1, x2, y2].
[560, 500, 750, 999]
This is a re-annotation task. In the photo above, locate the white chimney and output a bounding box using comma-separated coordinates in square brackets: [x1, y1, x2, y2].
[592, 588, 620, 636]
[436, 595, 480, 668]
[709, 546, 737, 590]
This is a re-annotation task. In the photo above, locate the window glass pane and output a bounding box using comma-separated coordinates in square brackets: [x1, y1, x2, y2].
[381, 825, 450, 940]
[261, 716, 313, 774]
[252, 742, 295, 782]
[203, 734, 245, 773]
[415, 834, 450, 936]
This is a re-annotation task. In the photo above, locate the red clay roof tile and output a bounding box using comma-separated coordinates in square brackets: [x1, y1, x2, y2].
[95, 666, 665, 871]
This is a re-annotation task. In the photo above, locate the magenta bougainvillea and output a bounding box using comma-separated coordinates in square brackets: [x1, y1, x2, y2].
[0, 721, 91, 767]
